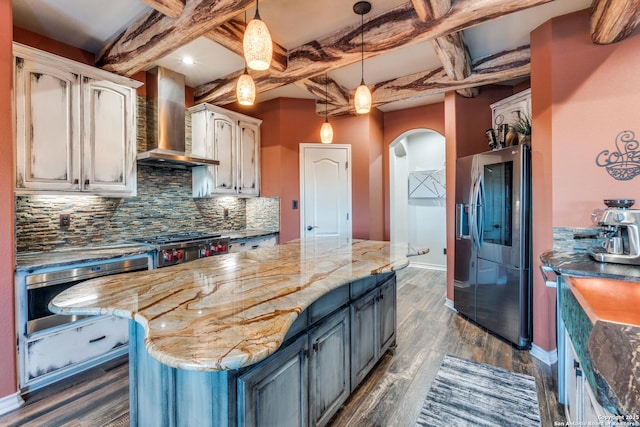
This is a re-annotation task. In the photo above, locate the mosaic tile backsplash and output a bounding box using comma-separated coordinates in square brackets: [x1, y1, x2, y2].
[16, 166, 279, 252]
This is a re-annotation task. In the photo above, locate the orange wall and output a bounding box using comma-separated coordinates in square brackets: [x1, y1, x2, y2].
[247, 98, 387, 242]
[530, 9, 640, 351]
[0, 1, 16, 398]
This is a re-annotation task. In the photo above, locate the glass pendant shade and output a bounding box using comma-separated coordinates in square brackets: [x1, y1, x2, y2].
[243, 17, 273, 71]
[354, 82, 372, 114]
[236, 72, 256, 105]
[320, 120, 333, 144]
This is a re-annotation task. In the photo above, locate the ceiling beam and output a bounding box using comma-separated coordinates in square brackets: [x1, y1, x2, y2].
[321, 45, 530, 116]
[95, 0, 254, 75]
[414, 0, 477, 98]
[591, 0, 640, 44]
[139, 0, 185, 19]
[294, 75, 351, 111]
[195, 0, 553, 105]
[204, 17, 288, 72]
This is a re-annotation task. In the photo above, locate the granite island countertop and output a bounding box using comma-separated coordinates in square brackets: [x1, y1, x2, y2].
[542, 250, 640, 418]
[50, 238, 410, 372]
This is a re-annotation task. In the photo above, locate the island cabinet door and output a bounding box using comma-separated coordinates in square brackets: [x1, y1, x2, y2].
[350, 289, 378, 390]
[378, 277, 397, 355]
[308, 307, 350, 427]
[238, 334, 309, 427]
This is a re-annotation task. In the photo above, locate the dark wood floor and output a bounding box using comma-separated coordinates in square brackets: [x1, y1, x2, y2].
[0, 267, 565, 427]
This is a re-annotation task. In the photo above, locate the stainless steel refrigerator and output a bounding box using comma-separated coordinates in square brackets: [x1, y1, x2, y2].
[454, 144, 532, 348]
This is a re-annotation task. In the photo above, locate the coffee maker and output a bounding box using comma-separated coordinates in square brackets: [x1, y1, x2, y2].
[588, 199, 640, 265]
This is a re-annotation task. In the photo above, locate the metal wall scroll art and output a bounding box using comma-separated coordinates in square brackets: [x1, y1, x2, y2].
[408, 169, 446, 199]
[595, 130, 640, 181]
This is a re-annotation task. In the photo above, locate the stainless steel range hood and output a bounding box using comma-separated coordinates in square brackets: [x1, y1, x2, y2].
[137, 66, 219, 169]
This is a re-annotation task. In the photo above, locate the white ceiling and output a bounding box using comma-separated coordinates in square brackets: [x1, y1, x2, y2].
[12, 0, 592, 111]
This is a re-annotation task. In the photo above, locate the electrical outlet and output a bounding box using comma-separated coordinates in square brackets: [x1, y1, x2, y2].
[443, 248, 447, 255]
[223, 208, 229, 219]
[60, 213, 71, 227]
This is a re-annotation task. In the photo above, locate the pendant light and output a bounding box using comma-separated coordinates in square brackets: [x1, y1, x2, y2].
[243, 0, 273, 71]
[237, 13, 256, 105]
[353, 1, 372, 114]
[320, 74, 334, 144]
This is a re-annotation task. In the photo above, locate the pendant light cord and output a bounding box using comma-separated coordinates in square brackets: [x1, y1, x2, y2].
[360, 13, 364, 85]
[325, 73, 328, 120]
[255, 0, 261, 20]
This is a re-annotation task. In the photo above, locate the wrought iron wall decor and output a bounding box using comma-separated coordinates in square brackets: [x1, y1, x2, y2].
[595, 130, 640, 181]
[408, 169, 446, 199]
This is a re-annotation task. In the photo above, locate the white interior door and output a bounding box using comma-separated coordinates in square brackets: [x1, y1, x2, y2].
[300, 144, 351, 239]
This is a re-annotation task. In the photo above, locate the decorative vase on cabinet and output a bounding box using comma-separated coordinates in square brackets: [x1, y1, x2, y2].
[190, 103, 261, 197]
[13, 43, 141, 197]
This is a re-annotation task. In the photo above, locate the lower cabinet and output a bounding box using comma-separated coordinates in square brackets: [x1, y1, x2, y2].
[229, 234, 277, 253]
[351, 278, 397, 389]
[238, 335, 309, 427]
[563, 328, 614, 426]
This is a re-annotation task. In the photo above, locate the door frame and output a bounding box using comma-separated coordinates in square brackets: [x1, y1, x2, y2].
[299, 143, 352, 239]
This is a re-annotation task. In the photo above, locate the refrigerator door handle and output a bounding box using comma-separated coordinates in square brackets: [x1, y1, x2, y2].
[455, 204, 471, 239]
[476, 173, 485, 248]
[470, 173, 480, 248]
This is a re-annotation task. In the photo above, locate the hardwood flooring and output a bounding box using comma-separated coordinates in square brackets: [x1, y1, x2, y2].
[0, 267, 565, 427]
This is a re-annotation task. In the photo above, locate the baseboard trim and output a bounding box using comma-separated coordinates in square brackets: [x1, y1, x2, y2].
[444, 298, 457, 312]
[408, 261, 446, 271]
[0, 391, 24, 416]
[530, 344, 558, 366]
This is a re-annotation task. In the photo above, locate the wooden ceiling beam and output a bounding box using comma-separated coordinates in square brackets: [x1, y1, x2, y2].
[321, 45, 530, 116]
[139, 0, 185, 19]
[95, 0, 254, 75]
[204, 17, 288, 72]
[295, 75, 351, 111]
[591, 0, 640, 44]
[415, 0, 478, 98]
[195, 0, 552, 105]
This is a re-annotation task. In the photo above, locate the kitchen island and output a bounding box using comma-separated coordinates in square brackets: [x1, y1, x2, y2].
[51, 238, 410, 427]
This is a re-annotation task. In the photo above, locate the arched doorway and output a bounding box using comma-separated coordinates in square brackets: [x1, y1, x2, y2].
[390, 129, 446, 270]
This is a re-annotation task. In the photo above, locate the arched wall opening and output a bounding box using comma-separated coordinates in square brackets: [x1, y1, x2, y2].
[389, 129, 446, 270]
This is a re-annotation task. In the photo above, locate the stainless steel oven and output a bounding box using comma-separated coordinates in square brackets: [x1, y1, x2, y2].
[26, 257, 149, 334]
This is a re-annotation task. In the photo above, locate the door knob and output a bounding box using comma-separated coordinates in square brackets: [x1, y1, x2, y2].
[307, 225, 318, 231]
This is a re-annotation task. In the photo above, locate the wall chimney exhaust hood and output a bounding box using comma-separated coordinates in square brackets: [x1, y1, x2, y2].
[136, 66, 219, 169]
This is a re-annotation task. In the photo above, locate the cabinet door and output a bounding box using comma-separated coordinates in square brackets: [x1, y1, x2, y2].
[82, 77, 136, 195]
[564, 329, 581, 424]
[237, 120, 260, 196]
[238, 335, 308, 427]
[350, 289, 378, 390]
[378, 277, 397, 354]
[212, 113, 237, 194]
[14, 55, 81, 191]
[309, 308, 350, 427]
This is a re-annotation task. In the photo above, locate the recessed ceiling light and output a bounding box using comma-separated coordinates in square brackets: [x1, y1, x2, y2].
[182, 57, 195, 65]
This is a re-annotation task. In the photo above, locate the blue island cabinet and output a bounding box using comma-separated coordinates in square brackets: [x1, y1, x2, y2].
[128, 272, 395, 427]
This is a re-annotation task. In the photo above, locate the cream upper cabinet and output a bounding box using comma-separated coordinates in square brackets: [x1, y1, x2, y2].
[13, 43, 141, 197]
[190, 103, 261, 197]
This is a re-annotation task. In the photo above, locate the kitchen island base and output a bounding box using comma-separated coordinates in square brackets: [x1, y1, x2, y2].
[129, 272, 396, 427]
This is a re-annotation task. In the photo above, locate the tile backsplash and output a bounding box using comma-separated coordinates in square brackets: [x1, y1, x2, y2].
[15, 165, 279, 252]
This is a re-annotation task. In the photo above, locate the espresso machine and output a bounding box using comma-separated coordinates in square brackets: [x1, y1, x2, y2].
[588, 199, 640, 265]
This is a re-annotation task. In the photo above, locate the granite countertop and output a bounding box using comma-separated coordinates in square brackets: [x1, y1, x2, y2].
[224, 229, 279, 240]
[540, 250, 640, 281]
[543, 250, 640, 417]
[50, 238, 410, 372]
[16, 243, 156, 272]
